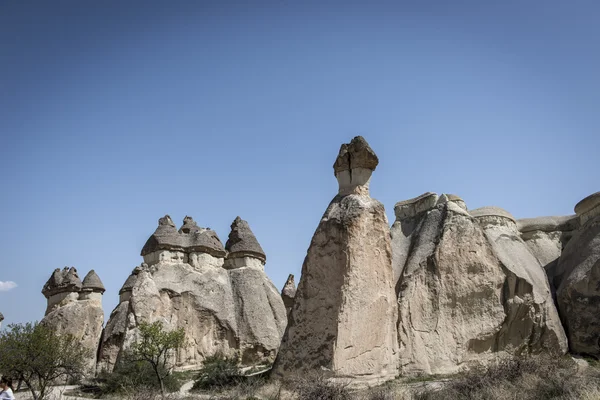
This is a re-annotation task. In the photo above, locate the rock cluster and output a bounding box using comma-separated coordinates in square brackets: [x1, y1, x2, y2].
[97, 216, 286, 372]
[41, 267, 105, 373]
[37, 135, 599, 384]
[391, 195, 567, 375]
[273, 137, 399, 385]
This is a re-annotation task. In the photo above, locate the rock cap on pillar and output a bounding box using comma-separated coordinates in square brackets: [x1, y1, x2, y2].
[119, 265, 143, 295]
[140, 215, 181, 256]
[82, 270, 105, 294]
[225, 217, 266, 262]
[333, 136, 379, 195]
[42, 267, 83, 298]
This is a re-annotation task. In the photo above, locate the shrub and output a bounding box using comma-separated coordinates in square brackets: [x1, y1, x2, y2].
[96, 353, 180, 395]
[192, 353, 241, 391]
[414, 355, 596, 400]
[288, 373, 352, 400]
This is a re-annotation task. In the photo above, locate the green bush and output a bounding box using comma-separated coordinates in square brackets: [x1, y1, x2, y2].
[96, 353, 180, 395]
[192, 353, 241, 391]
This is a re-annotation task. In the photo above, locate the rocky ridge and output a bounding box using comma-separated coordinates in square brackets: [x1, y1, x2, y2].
[36, 136, 599, 385]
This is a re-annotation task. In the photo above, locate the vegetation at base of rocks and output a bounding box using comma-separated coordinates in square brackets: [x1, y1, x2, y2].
[94, 353, 182, 397]
[129, 321, 186, 397]
[192, 353, 242, 391]
[0, 321, 91, 400]
[287, 373, 352, 400]
[414, 355, 600, 400]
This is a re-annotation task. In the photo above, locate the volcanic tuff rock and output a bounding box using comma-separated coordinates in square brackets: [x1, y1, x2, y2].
[97, 216, 286, 372]
[517, 215, 579, 294]
[281, 274, 296, 315]
[41, 268, 104, 374]
[273, 136, 399, 385]
[391, 194, 567, 376]
[555, 192, 600, 356]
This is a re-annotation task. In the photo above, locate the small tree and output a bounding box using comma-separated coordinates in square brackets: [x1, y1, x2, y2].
[130, 321, 185, 397]
[0, 322, 90, 400]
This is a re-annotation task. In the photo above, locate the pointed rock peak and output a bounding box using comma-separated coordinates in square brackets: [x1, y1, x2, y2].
[179, 216, 201, 234]
[333, 136, 379, 175]
[158, 215, 176, 227]
[282, 274, 296, 297]
[82, 270, 105, 293]
[64, 267, 83, 287]
[225, 216, 266, 262]
[154, 215, 177, 234]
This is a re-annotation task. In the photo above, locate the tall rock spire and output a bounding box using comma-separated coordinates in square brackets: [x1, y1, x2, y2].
[273, 136, 399, 384]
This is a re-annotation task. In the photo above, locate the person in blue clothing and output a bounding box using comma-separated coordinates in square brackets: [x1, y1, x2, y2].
[0, 376, 15, 400]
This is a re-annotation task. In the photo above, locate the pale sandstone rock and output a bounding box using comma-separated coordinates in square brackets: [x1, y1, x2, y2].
[98, 215, 286, 372]
[517, 215, 579, 292]
[41, 268, 104, 374]
[391, 192, 438, 285]
[225, 217, 287, 364]
[281, 274, 296, 315]
[273, 137, 399, 385]
[472, 207, 568, 356]
[392, 198, 567, 376]
[556, 192, 600, 356]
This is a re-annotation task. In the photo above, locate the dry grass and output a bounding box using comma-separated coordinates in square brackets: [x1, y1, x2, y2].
[413, 355, 600, 400]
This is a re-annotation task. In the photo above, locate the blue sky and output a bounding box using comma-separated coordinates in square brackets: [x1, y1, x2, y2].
[1, 1, 598, 326]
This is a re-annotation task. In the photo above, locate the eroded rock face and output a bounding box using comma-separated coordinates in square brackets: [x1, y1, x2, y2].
[225, 217, 287, 364]
[281, 274, 296, 316]
[556, 192, 600, 356]
[97, 216, 286, 372]
[41, 268, 104, 374]
[517, 215, 579, 292]
[392, 196, 567, 376]
[471, 207, 567, 356]
[273, 137, 399, 385]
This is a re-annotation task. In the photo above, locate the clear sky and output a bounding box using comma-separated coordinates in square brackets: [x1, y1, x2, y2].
[1, 1, 598, 326]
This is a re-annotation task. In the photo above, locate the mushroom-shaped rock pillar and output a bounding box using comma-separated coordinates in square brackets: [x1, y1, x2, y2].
[224, 216, 287, 364]
[273, 136, 399, 385]
[42, 267, 83, 314]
